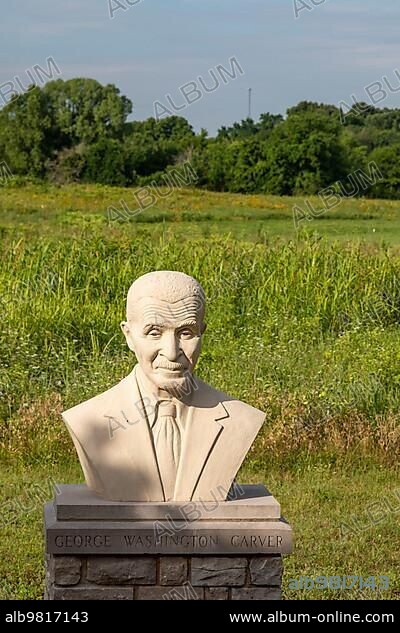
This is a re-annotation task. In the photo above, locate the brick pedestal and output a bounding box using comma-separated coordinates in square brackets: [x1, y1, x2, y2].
[44, 484, 292, 601]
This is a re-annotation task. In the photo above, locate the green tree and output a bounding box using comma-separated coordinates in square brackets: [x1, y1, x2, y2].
[217, 114, 283, 141]
[367, 145, 400, 199]
[123, 116, 196, 178]
[191, 140, 229, 191]
[83, 138, 127, 186]
[0, 87, 53, 176]
[224, 139, 268, 193]
[218, 118, 259, 140]
[265, 108, 347, 195]
[43, 78, 132, 146]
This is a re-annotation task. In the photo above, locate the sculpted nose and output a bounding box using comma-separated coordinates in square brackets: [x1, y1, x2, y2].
[161, 333, 180, 361]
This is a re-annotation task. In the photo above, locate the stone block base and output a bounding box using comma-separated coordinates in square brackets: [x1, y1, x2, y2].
[44, 484, 292, 600]
[45, 554, 282, 600]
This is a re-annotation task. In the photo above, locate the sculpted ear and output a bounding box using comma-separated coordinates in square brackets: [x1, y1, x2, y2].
[121, 321, 135, 352]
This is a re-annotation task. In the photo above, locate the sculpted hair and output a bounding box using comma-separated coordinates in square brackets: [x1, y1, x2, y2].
[126, 270, 206, 321]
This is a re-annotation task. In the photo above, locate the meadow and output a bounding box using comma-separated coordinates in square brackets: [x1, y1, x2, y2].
[0, 182, 399, 600]
[1, 180, 400, 244]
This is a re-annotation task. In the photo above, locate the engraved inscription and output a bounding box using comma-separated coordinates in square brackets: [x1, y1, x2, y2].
[119, 533, 284, 550]
[123, 534, 220, 548]
[54, 534, 111, 548]
[50, 531, 287, 553]
[230, 534, 283, 548]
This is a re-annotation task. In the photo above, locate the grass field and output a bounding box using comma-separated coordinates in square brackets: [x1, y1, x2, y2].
[0, 181, 400, 245]
[0, 182, 399, 600]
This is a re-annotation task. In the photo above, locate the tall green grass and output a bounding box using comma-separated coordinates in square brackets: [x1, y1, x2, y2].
[1, 233, 400, 465]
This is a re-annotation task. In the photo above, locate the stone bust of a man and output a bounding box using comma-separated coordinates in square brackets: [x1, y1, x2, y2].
[62, 271, 265, 502]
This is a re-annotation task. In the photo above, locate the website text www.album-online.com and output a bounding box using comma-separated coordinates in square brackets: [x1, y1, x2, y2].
[229, 611, 395, 624]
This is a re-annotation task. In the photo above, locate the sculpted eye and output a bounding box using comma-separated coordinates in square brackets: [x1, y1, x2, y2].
[147, 328, 161, 337]
[180, 329, 195, 339]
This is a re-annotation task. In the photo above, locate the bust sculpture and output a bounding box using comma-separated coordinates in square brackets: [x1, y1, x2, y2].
[62, 271, 265, 502]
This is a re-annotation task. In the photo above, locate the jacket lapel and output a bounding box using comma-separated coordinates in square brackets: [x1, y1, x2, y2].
[99, 368, 164, 500]
[174, 397, 230, 501]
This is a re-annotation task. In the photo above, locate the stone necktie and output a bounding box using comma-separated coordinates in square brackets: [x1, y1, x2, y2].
[152, 400, 181, 501]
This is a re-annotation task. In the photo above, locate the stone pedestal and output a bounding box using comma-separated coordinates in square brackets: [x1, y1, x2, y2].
[44, 484, 292, 601]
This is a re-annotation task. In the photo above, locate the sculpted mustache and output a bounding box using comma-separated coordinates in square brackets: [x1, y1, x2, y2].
[154, 361, 187, 370]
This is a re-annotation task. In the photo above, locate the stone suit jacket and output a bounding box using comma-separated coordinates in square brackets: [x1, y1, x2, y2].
[62, 367, 266, 502]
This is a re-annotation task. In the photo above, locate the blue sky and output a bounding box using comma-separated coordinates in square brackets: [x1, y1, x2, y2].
[1, 0, 400, 134]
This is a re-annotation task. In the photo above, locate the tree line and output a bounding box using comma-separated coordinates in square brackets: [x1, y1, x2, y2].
[0, 77, 399, 198]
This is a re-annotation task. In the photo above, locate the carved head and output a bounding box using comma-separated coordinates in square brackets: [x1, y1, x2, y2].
[121, 271, 206, 395]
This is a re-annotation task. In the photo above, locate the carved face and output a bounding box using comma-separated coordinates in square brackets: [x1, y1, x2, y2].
[121, 295, 206, 395]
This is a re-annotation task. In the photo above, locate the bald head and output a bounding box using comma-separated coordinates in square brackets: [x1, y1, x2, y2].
[126, 271, 206, 322]
[122, 271, 206, 394]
